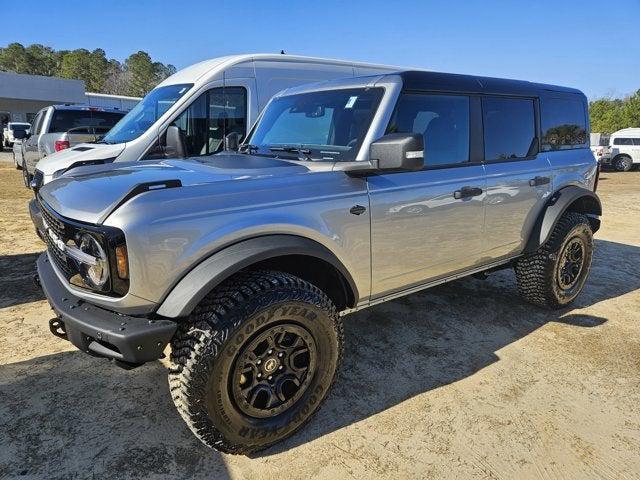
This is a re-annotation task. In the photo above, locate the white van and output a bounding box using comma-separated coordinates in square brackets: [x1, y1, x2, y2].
[604, 127, 640, 171]
[32, 54, 403, 187]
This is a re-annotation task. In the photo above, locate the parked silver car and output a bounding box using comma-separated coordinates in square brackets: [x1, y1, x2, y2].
[34, 70, 601, 455]
[13, 105, 125, 185]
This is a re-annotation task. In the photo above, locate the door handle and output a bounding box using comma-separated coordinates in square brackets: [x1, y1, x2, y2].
[453, 186, 483, 199]
[529, 176, 550, 187]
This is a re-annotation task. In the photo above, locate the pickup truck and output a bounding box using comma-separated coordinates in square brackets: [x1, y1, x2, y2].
[13, 105, 125, 187]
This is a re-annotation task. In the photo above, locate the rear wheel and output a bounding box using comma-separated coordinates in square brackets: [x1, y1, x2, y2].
[515, 212, 593, 309]
[613, 155, 632, 172]
[169, 270, 343, 454]
[22, 161, 31, 188]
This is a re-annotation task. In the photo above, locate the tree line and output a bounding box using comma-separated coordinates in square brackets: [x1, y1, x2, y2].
[589, 90, 640, 133]
[0, 43, 176, 97]
[2, 42, 639, 132]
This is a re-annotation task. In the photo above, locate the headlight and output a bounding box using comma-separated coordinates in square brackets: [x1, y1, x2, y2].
[77, 233, 109, 288]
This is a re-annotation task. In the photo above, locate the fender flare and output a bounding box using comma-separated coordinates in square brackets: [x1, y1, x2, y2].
[524, 185, 602, 254]
[156, 234, 359, 318]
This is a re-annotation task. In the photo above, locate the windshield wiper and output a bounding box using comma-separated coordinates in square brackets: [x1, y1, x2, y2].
[269, 146, 313, 161]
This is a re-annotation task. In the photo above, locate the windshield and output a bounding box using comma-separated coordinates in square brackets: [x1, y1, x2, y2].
[102, 83, 192, 144]
[247, 87, 383, 161]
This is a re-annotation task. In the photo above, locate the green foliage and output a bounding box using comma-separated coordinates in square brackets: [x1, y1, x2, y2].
[589, 90, 640, 133]
[0, 43, 176, 96]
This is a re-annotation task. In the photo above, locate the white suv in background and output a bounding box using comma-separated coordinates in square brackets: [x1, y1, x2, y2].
[605, 128, 640, 171]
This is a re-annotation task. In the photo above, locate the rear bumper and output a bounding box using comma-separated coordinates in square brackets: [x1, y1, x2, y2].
[37, 253, 177, 366]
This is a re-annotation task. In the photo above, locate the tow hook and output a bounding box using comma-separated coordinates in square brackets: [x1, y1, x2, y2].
[33, 274, 41, 288]
[49, 318, 68, 340]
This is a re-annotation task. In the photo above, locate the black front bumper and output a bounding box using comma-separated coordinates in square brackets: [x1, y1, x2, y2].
[37, 253, 177, 366]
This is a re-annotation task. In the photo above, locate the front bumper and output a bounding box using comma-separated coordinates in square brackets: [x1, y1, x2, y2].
[37, 253, 177, 366]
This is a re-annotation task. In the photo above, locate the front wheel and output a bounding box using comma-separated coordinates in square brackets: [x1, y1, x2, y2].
[169, 270, 343, 454]
[515, 212, 594, 309]
[613, 155, 632, 172]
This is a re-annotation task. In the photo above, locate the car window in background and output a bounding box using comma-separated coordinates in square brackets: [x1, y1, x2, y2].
[541, 96, 587, 150]
[49, 110, 125, 133]
[32, 112, 45, 135]
[102, 83, 193, 144]
[483, 97, 536, 160]
[387, 93, 470, 166]
[172, 87, 246, 157]
[613, 138, 634, 145]
[249, 88, 383, 161]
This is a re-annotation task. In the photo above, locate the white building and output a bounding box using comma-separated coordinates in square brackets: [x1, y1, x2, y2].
[0, 71, 140, 126]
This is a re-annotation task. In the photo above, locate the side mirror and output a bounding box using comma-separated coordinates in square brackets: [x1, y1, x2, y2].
[164, 125, 186, 158]
[370, 133, 424, 171]
[224, 132, 241, 151]
[13, 129, 28, 140]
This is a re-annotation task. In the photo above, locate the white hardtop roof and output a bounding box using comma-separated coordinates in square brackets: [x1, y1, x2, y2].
[611, 127, 640, 137]
[157, 53, 414, 87]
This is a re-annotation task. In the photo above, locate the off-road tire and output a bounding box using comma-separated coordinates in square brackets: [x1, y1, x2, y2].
[168, 270, 343, 454]
[613, 155, 632, 172]
[515, 212, 593, 309]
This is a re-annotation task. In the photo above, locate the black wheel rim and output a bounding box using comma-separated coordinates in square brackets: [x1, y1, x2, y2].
[557, 237, 586, 290]
[231, 323, 317, 418]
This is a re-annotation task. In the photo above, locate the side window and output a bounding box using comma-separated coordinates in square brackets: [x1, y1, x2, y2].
[634, 139, 640, 146]
[387, 93, 470, 166]
[32, 112, 45, 135]
[541, 95, 587, 151]
[171, 87, 247, 157]
[613, 138, 634, 146]
[483, 97, 536, 160]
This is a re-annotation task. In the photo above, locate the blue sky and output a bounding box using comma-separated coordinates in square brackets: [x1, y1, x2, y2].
[2, 0, 639, 100]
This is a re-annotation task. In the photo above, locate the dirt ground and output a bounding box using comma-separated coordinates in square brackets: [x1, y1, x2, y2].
[0, 150, 639, 480]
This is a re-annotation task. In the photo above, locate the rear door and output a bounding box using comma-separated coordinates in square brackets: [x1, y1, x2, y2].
[482, 96, 552, 260]
[367, 92, 487, 297]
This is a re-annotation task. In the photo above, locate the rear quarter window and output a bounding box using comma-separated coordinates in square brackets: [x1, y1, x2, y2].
[541, 95, 587, 151]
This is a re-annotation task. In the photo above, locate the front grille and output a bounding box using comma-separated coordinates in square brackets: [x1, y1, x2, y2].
[39, 200, 75, 278]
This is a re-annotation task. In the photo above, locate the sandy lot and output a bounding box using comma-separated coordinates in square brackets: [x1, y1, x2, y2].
[0, 151, 639, 479]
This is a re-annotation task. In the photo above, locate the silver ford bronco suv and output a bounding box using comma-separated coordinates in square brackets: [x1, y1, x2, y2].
[34, 71, 601, 454]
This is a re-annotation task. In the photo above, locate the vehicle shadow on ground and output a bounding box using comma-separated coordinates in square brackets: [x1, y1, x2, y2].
[0, 252, 45, 308]
[0, 239, 637, 476]
[0, 353, 232, 479]
[262, 238, 639, 455]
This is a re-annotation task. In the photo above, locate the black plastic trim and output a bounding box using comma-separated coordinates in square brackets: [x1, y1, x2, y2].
[524, 186, 602, 253]
[156, 235, 359, 318]
[37, 253, 176, 365]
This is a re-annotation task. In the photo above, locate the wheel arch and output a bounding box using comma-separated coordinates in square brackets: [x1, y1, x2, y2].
[524, 185, 601, 254]
[156, 234, 359, 318]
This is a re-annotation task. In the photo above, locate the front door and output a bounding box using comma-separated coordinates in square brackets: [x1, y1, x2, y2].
[367, 92, 487, 297]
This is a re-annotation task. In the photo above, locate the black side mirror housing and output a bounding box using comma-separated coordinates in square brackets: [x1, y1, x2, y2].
[370, 133, 424, 171]
[164, 125, 186, 158]
[13, 129, 28, 140]
[224, 132, 241, 151]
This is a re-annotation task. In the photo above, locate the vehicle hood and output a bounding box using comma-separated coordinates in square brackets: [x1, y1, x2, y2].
[36, 143, 126, 178]
[38, 154, 311, 224]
